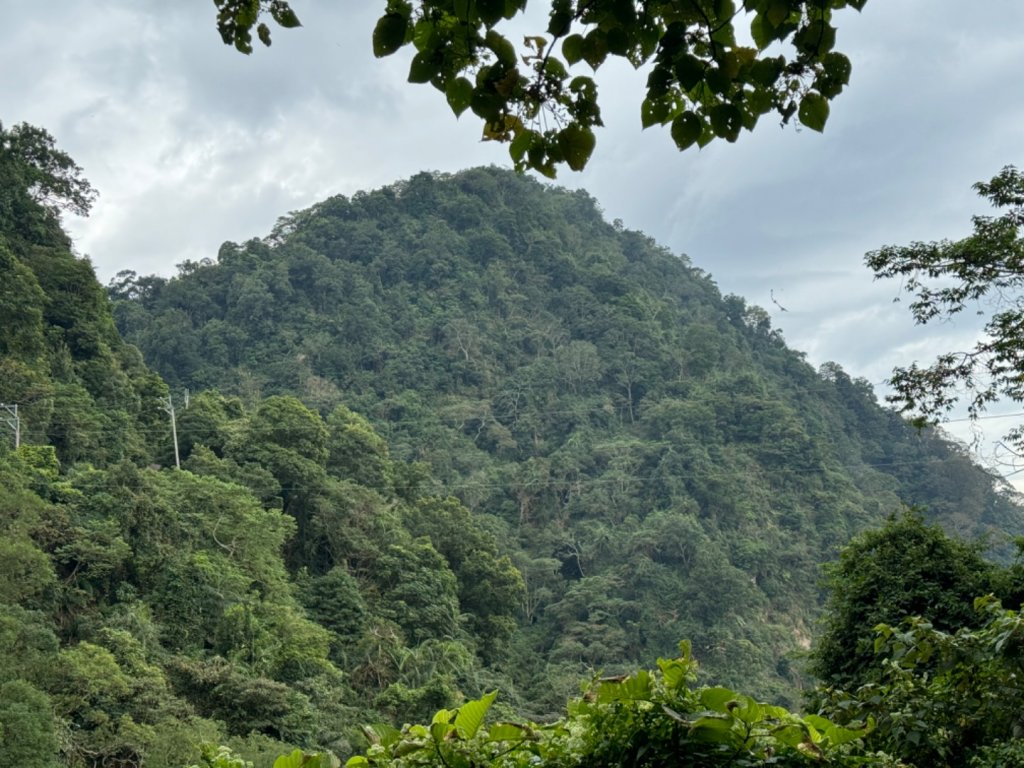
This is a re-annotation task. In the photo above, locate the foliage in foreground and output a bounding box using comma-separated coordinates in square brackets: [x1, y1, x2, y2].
[818, 597, 1024, 768]
[343, 643, 885, 768]
[213, 0, 862, 175]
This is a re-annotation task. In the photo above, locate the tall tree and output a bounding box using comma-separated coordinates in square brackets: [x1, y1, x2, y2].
[867, 166, 1024, 453]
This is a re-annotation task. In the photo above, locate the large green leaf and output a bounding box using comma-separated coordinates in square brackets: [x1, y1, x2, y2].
[445, 77, 475, 116]
[455, 690, 498, 739]
[670, 111, 702, 149]
[798, 91, 829, 131]
[372, 14, 408, 58]
[562, 34, 585, 65]
[556, 125, 596, 171]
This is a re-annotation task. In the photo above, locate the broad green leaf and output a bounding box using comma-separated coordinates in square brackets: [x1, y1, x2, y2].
[273, 750, 315, 768]
[372, 14, 407, 58]
[486, 30, 516, 67]
[641, 97, 671, 128]
[772, 723, 807, 748]
[803, 714, 833, 731]
[408, 52, 437, 83]
[478, 0, 505, 26]
[696, 124, 716, 148]
[700, 686, 738, 713]
[750, 56, 783, 87]
[794, 20, 836, 55]
[548, 8, 572, 36]
[544, 57, 568, 79]
[455, 690, 497, 739]
[606, 27, 629, 56]
[257, 22, 271, 47]
[445, 77, 475, 116]
[412, 19, 436, 53]
[509, 128, 537, 161]
[562, 34, 585, 65]
[581, 29, 609, 70]
[824, 722, 866, 747]
[597, 670, 652, 702]
[798, 91, 829, 131]
[709, 103, 742, 141]
[430, 720, 450, 744]
[556, 124, 595, 171]
[671, 109, 704, 150]
[488, 722, 529, 741]
[363, 723, 402, 748]
[750, 14, 772, 49]
[766, 0, 791, 28]
[689, 715, 739, 745]
[822, 52, 852, 84]
[432, 708, 454, 725]
[673, 54, 705, 90]
[732, 697, 763, 724]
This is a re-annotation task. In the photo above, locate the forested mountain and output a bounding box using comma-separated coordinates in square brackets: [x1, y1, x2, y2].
[7, 125, 1024, 767]
[111, 166, 1024, 707]
[0, 128, 524, 767]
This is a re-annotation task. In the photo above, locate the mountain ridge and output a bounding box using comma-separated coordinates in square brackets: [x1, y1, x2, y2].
[111, 165, 1024, 702]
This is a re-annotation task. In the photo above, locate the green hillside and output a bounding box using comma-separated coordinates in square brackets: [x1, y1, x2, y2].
[6, 124, 1024, 767]
[0, 126, 524, 767]
[111, 166, 1024, 707]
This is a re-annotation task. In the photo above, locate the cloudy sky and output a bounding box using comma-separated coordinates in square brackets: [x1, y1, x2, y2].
[2, 1, 1023, 473]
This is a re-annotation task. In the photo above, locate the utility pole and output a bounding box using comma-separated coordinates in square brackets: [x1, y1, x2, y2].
[0, 403, 19, 449]
[163, 395, 180, 469]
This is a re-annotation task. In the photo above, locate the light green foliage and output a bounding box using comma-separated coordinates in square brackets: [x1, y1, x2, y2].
[213, 1, 862, 174]
[867, 166, 1024, 453]
[345, 648, 883, 768]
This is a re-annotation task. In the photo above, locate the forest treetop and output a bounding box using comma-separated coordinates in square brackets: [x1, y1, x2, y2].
[212, 0, 863, 176]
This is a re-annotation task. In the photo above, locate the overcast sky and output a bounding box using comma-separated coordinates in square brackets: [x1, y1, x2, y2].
[3, 1, 1023, 475]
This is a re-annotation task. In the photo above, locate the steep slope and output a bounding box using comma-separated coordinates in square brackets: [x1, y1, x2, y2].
[112, 166, 1024, 705]
[0, 128, 521, 767]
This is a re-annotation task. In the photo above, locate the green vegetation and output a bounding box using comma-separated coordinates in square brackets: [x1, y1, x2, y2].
[5, 124, 1024, 767]
[213, 0, 862, 174]
[868, 166, 1024, 452]
[113, 166, 1024, 708]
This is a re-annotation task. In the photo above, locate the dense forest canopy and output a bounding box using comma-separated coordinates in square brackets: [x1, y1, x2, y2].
[112, 166, 1024, 699]
[5, 122, 1024, 768]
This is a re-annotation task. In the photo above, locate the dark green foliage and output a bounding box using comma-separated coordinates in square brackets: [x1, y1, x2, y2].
[214, 1, 862, 174]
[0, 679, 59, 768]
[818, 598, 1024, 768]
[0, 128, 520, 765]
[811, 512, 1000, 688]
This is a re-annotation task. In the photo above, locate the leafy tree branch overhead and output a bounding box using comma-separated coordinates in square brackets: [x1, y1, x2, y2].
[212, 0, 863, 176]
[867, 167, 1024, 452]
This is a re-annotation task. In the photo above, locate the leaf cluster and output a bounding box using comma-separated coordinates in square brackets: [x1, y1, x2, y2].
[214, 1, 862, 174]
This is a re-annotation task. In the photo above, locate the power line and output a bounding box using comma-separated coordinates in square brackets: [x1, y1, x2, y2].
[0, 403, 20, 449]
